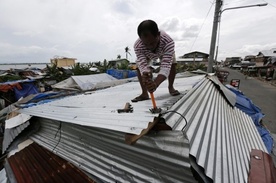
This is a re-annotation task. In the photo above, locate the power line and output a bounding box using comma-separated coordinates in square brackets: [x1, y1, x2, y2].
[262, 0, 276, 8]
[190, 1, 215, 51]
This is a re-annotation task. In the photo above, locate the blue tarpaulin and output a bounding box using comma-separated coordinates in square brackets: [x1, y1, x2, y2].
[13, 81, 39, 100]
[107, 69, 137, 79]
[228, 87, 274, 153]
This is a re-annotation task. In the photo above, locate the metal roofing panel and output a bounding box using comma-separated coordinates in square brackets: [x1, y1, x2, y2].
[163, 76, 268, 183]
[0, 169, 7, 183]
[52, 73, 129, 91]
[30, 118, 196, 183]
[2, 121, 30, 153]
[20, 75, 204, 135]
[7, 142, 96, 183]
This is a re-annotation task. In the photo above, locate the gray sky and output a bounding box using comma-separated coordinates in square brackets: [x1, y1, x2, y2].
[0, 0, 275, 63]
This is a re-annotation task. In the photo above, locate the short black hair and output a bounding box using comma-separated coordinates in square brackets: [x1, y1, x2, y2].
[137, 20, 159, 37]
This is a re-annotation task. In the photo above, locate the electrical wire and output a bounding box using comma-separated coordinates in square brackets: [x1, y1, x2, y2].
[190, 0, 215, 51]
[160, 110, 188, 130]
[52, 122, 62, 152]
[262, 0, 276, 8]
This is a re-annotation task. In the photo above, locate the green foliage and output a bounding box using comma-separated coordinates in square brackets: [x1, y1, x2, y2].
[71, 63, 95, 75]
[117, 62, 129, 70]
[46, 64, 71, 82]
[176, 63, 207, 73]
[0, 75, 21, 82]
[96, 59, 112, 73]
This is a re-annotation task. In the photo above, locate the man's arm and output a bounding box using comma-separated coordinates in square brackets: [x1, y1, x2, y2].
[135, 48, 151, 74]
[158, 41, 174, 78]
[154, 39, 175, 87]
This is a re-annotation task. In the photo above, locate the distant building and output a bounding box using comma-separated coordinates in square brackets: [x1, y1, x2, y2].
[177, 51, 209, 66]
[108, 59, 129, 69]
[50, 57, 77, 67]
[244, 55, 256, 62]
[224, 57, 242, 66]
[256, 48, 276, 66]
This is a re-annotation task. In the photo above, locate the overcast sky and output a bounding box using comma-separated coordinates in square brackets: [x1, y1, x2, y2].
[0, 0, 275, 63]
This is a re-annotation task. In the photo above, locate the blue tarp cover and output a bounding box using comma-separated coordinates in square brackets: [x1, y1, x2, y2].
[13, 82, 39, 100]
[107, 69, 137, 79]
[228, 87, 273, 153]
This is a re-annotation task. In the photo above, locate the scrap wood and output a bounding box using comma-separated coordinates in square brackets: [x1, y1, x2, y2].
[125, 116, 172, 145]
[7, 110, 20, 120]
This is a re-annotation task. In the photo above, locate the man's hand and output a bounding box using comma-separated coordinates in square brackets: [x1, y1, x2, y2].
[142, 72, 152, 86]
[145, 79, 157, 93]
[142, 72, 156, 93]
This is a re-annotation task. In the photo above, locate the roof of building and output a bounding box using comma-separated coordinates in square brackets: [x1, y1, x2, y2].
[176, 58, 204, 62]
[257, 48, 276, 57]
[181, 51, 209, 58]
[19, 75, 204, 135]
[5, 142, 96, 183]
[11, 74, 268, 182]
[52, 73, 126, 91]
[1, 73, 271, 182]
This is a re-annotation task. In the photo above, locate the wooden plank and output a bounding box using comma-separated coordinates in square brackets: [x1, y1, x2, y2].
[125, 117, 171, 145]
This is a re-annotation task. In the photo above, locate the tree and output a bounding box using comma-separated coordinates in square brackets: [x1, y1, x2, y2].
[71, 63, 94, 75]
[96, 59, 112, 73]
[46, 63, 71, 82]
[125, 46, 131, 60]
[117, 54, 121, 59]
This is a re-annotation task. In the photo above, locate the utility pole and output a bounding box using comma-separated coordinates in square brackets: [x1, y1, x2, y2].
[207, 0, 222, 73]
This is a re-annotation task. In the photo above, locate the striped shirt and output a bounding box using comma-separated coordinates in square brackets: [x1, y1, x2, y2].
[134, 30, 175, 78]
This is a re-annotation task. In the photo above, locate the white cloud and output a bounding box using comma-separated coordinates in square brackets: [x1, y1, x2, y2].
[0, 0, 275, 63]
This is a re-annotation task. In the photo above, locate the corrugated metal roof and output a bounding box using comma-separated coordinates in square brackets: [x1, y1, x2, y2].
[52, 73, 128, 91]
[17, 74, 269, 182]
[30, 118, 196, 183]
[163, 75, 268, 183]
[0, 169, 7, 183]
[2, 121, 30, 153]
[20, 75, 204, 135]
[7, 142, 96, 183]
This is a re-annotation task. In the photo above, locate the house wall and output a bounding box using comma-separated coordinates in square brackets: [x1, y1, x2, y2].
[50, 58, 76, 67]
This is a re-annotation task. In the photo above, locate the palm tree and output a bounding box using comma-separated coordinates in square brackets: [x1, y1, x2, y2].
[125, 46, 131, 60]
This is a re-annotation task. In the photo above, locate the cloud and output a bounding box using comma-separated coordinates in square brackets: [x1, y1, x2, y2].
[182, 25, 200, 39]
[0, 0, 275, 63]
[112, 0, 134, 15]
[237, 43, 276, 55]
[160, 17, 181, 32]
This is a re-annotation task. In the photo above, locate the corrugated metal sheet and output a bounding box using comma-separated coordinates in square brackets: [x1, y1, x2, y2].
[163, 76, 268, 183]
[0, 169, 7, 183]
[7, 142, 96, 183]
[52, 73, 127, 91]
[20, 75, 204, 135]
[2, 121, 30, 153]
[30, 118, 196, 183]
[16, 74, 268, 182]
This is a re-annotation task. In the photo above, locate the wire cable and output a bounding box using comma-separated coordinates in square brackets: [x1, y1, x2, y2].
[160, 110, 188, 130]
[262, 0, 276, 8]
[190, 1, 215, 51]
[52, 122, 62, 152]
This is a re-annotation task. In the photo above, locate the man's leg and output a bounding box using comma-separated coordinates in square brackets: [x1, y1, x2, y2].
[131, 68, 149, 102]
[137, 68, 149, 96]
[168, 63, 180, 95]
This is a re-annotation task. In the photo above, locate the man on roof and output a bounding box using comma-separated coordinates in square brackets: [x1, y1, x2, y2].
[131, 20, 180, 102]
